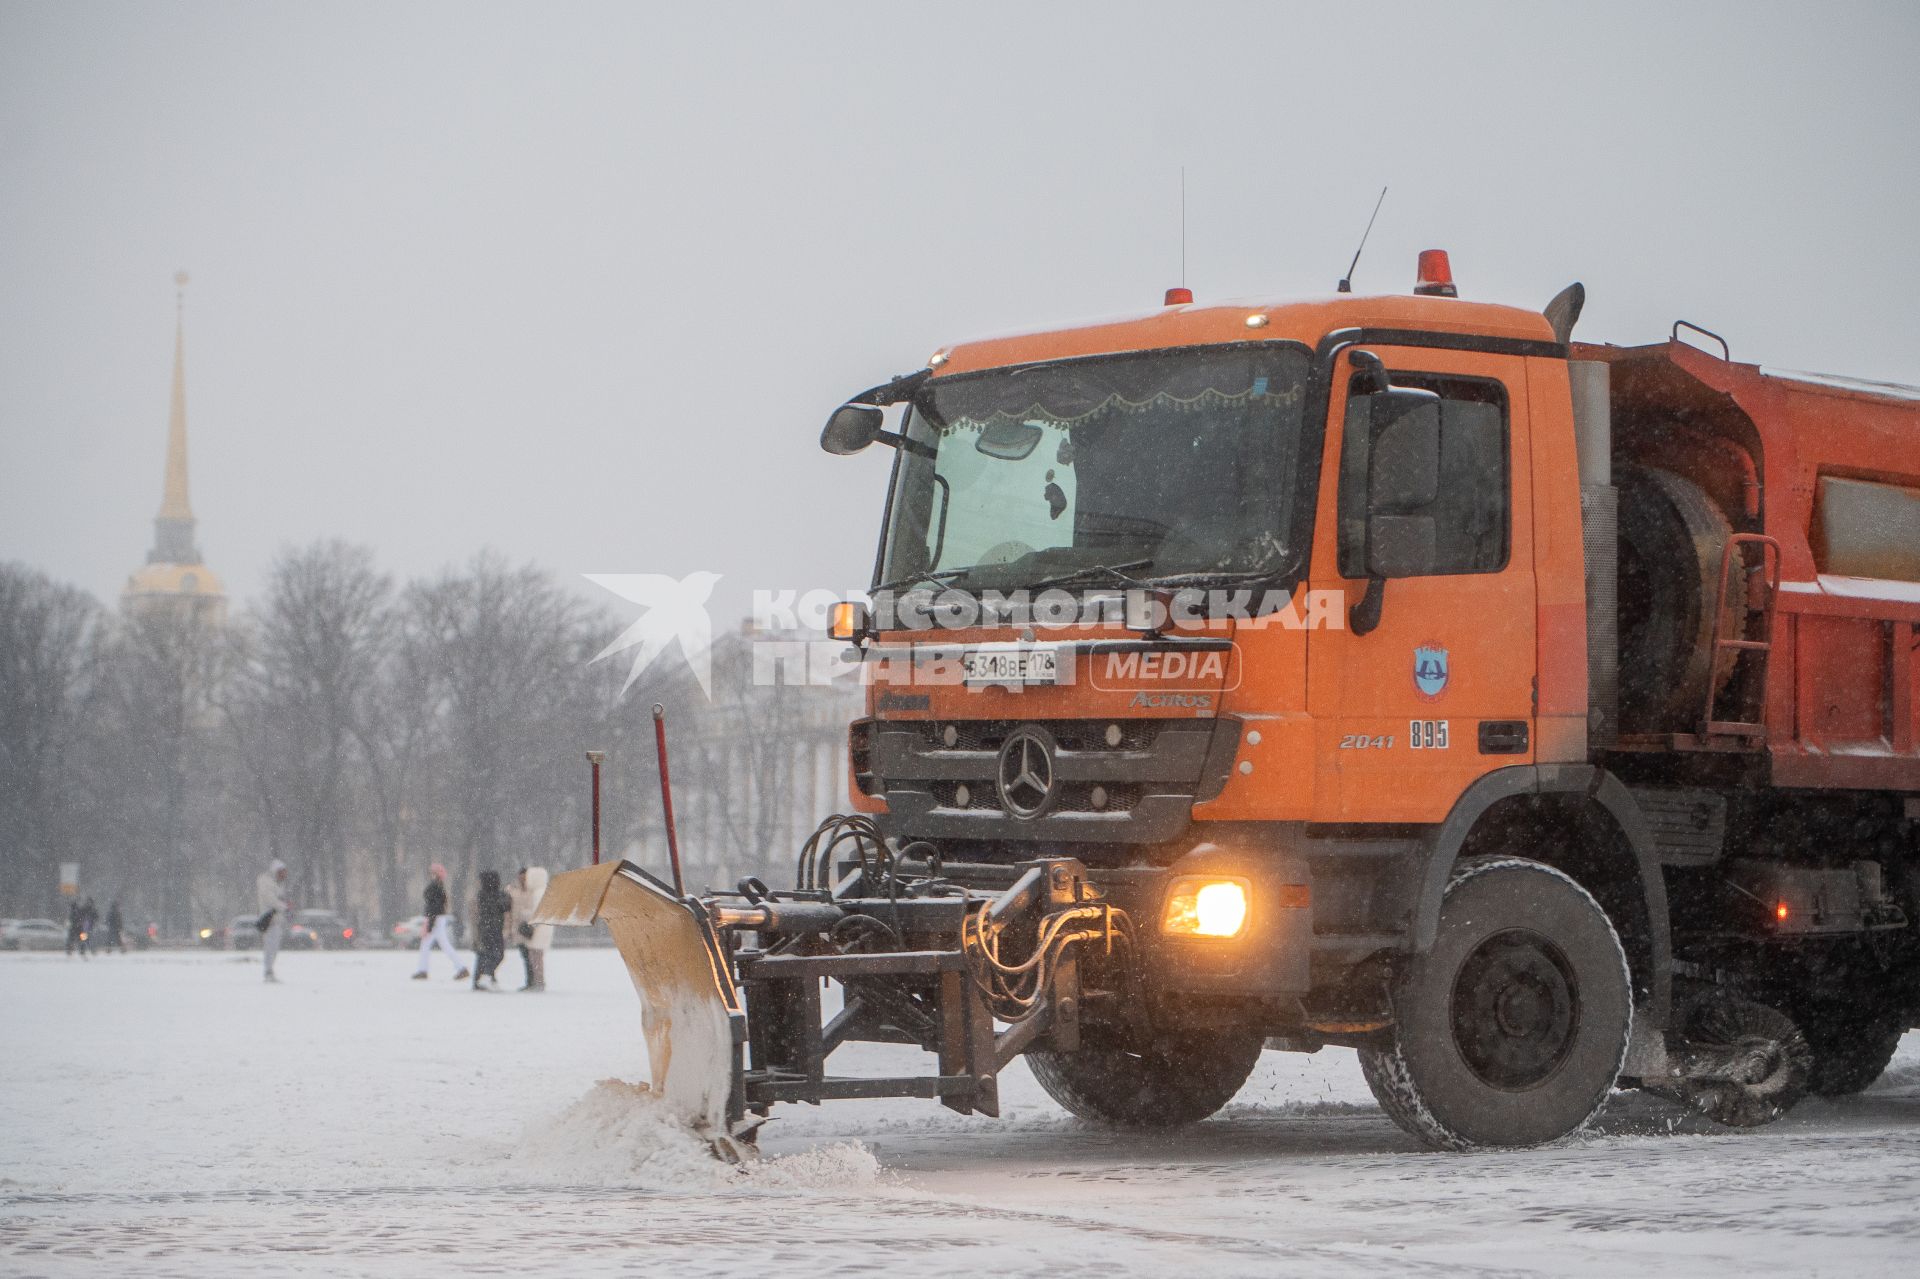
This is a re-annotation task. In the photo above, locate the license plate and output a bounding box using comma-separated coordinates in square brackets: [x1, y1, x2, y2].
[962, 647, 1060, 686]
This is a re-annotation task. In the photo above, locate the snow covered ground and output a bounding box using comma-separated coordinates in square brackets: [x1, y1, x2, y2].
[3, 948, 1917, 1277]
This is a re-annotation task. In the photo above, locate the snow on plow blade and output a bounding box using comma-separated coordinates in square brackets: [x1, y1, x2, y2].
[532, 861, 746, 1145]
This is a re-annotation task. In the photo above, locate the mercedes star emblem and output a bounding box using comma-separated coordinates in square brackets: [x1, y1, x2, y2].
[996, 726, 1056, 819]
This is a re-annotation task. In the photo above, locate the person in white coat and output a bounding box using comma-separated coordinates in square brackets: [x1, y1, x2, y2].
[256, 860, 290, 983]
[507, 866, 552, 991]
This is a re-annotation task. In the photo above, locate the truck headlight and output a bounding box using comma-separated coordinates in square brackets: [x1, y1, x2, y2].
[1162, 877, 1250, 939]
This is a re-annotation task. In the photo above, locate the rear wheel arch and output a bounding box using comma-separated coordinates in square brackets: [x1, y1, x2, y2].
[1414, 765, 1670, 1027]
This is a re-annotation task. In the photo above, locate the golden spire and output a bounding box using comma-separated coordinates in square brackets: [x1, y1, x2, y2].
[124, 270, 224, 620]
[158, 271, 193, 522]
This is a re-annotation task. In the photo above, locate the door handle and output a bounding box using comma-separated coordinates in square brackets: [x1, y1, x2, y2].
[1477, 721, 1529, 755]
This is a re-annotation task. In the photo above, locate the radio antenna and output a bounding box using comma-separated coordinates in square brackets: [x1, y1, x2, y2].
[1337, 186, 1388, 294]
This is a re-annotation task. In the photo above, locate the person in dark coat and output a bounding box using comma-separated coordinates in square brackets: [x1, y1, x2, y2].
[104, 901, 125, 954]
[410, 863, 468, 981]
[66, 899, 88, 958]
[470, 870, 511, 990]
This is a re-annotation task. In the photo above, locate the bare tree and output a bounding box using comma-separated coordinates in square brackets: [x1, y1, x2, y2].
[220, 542, 392, 910]
[90, 603, 229, 932]
[403, 552, 601, 894]
[0, 563, 106, 914]
[1, 553, 853, 935]
[354, 596, 442, 927]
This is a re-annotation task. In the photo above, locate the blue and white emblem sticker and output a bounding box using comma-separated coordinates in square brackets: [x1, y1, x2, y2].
[1413, 644, 1450, 701]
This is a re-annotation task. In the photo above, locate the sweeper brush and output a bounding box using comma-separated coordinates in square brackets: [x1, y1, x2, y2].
[532, 813, 1130, 1158]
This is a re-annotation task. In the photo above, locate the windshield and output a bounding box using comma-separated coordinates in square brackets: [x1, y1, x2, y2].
[878, 344, 1309, 594]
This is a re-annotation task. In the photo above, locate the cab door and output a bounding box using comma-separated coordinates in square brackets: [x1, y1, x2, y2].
[1306, 345, 1536, 822]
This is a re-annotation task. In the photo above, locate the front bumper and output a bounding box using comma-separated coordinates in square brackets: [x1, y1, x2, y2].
[863, 716, 1243, 845]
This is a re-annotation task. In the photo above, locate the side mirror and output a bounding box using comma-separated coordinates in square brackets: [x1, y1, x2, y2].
[1364, 393, 1442, 578]
[1367, 393, 1441, 510]
[821, 404, 885, 456]
[1338, 361, 1442, 575]
[975, 418, 1043, 461]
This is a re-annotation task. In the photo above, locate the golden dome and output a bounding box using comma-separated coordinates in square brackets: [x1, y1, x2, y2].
[122, 560, 227, 623]
[124, 561, 226, 601]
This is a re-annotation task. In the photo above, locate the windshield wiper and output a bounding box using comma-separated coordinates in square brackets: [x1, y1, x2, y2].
[871, 566, 971, 596]
[1029, 559, 1155, 591]
[1140, 568, 1277, 588]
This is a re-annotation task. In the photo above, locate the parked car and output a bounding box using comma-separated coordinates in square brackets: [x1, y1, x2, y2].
[227, 913, 263, 950]
[1, 918, 67, 951]
[388, 915, 462, 948]
[292, 909, 357, 949]
[390, 915, 426, 948]
[197, 922, 230, 948]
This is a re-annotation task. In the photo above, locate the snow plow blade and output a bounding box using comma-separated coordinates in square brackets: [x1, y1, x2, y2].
[533, 819, 1115, 1152]
[532, 861, 747, 1147]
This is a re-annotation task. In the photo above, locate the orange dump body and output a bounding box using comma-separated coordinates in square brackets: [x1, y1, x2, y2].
[1582, 339, 1920, 792]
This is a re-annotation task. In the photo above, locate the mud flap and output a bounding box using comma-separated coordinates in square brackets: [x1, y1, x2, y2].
[533, 861, 748, 1150]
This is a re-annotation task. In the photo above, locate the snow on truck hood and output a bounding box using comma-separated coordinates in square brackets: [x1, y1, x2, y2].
[931, 293, 1558, 377]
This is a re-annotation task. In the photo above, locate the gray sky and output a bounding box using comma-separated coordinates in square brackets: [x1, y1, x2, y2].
[4, 1, 1917, 624]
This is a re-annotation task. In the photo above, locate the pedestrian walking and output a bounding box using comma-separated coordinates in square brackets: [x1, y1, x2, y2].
[256, 860, 290, 982]
[65, 899, 89, 958]
[507, 866, 551, 991]
[104, 901, 126, 954]
[412, 863, 468, 981]
[471, 870, 511, 990]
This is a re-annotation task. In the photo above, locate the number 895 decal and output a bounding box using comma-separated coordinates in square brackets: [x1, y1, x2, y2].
[1408, 719, 1449, 750]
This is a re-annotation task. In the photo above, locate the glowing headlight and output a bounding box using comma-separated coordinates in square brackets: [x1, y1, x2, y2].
[1162, 877, 1250, 938]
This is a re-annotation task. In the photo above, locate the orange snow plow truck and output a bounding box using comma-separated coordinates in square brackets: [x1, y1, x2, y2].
[538, 254, 1920, 1153]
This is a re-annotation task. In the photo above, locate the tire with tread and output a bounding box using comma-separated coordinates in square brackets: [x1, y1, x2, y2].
[1798, 1007, 1905, 1097]
[1028, 1030, 1263, 1127]
[1359, 856, 1632, 1150]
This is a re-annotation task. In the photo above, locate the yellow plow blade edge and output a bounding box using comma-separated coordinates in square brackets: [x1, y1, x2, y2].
[533, 861, 745, 1143]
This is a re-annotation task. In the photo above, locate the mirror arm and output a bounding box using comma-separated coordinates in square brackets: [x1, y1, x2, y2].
[1349, 575, 1386, 636]
[876, 430, 936, 460]
[850, 368, 933, 409]
[1349, 349, 1393, 397]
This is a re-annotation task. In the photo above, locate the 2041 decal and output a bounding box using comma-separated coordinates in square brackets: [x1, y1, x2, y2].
[1338, 733, 1395, 750]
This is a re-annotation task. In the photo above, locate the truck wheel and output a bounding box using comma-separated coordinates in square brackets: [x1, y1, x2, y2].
[1359, 857, 1631, 1150]
[1799, 1008, 1904, 1097]
[1028, 1029, 1263, 1126]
